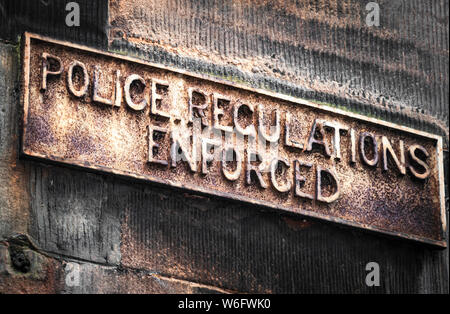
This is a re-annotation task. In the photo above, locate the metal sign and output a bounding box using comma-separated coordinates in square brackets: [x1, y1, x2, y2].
[21, 33, 446, 247]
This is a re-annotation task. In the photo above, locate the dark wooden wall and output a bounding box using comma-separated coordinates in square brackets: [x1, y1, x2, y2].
[0, 0, 448, 293]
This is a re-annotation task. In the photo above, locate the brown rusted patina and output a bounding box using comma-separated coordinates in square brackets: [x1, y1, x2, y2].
[21, 33, 446, 247]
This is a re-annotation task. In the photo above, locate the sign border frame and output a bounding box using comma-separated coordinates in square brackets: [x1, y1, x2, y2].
[20, 32, 447, 248]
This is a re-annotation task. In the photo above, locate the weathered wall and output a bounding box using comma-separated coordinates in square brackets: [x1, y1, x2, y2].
[0, 0, 448, 293]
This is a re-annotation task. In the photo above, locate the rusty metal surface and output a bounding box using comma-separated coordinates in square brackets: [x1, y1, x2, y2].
[108, 0, 449, 143]
[21, 33, 446, 247]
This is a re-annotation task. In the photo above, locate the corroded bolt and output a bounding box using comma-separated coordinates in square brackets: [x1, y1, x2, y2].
[9, 246, 31, 273]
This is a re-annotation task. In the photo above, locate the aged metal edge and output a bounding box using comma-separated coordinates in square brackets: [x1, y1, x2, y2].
[20, 32, 448, 248]
[20, 33, 31, 160]
[438, 137, 447, 234]
[21, 149, 447, 249]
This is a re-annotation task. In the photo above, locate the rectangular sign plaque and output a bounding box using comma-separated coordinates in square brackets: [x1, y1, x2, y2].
[21, 33, 446, 247]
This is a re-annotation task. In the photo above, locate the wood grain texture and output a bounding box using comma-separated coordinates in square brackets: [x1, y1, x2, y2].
[28, 164, 121, 265]
[119, 178, 448, 293]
